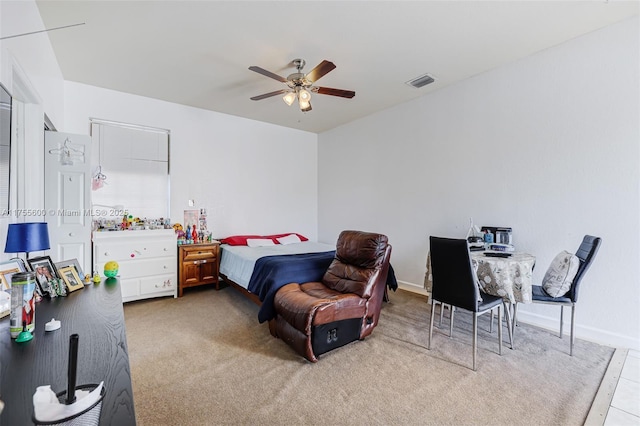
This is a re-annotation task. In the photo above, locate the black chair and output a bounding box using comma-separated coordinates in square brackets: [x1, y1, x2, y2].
[428, 236, 513, 371]
[513, 235, 601, 356]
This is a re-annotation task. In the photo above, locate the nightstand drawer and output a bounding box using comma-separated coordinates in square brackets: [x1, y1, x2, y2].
[181, 245, 218, 262]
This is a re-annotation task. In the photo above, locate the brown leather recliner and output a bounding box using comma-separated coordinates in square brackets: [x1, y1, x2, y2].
[271, 230, 392, 362]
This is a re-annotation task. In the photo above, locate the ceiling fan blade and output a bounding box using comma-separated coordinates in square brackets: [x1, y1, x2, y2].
[305, 60, 336, 83]
[315, 87, 356, 99]
[250, 89, 288, 101]
[248, 66, 287, 83]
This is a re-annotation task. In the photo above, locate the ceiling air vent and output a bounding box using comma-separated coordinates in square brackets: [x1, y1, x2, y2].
[405, 73, 435, 88]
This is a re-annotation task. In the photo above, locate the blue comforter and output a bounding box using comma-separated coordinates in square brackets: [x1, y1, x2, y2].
[249, 251, 336, 323]
[247, 251, 397, 323]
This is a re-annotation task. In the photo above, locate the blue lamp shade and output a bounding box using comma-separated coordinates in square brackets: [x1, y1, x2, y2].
[4, 222, 51, 254]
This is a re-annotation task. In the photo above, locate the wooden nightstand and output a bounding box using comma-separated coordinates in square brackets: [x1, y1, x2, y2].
[178, 241, 220, 296]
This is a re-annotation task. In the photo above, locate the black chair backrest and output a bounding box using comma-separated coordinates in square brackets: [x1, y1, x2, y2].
[569, 235, 601, 302]
[429, 236, 480, 312]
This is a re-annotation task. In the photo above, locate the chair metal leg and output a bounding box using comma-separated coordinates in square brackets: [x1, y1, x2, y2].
[559, 305, 564, 338]
[504, 301, 514, 350]
[497, 306, 503, 356]
[428, 298, 436, 350]
[472, 314, 478, 371]
[513, 302, 518, 328]
[449, 306, 455, 338]
[439, 302, 444, 327]
[570, 304, 575, 356]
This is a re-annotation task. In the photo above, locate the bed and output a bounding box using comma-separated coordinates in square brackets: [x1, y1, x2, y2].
[220, 240, 336, 322]
[219, 234, 397, 323]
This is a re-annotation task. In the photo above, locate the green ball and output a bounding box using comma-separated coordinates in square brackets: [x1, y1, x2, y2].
[104, 260, 119, 278]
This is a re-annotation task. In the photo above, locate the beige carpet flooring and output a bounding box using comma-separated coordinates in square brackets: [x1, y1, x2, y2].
[123, 285, 613, 426]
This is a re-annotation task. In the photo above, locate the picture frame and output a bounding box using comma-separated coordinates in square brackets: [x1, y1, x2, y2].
[184, 209, 199, 231]
[58, 266, 84, 293]
[0, 258, 26, 291]
[27, 256, 59, 293]
[54, 258, 85, 282]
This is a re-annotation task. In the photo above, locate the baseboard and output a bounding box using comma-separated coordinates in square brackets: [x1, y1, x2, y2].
[397, 280, 429, 297]
[398, 280, 640, 351]
[514, 310, 640, 351]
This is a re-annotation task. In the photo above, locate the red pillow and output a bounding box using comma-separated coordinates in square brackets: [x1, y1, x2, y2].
[265, 233, 309, 244]
[221, 233, 309, 245]
[221, 235, 262, 246]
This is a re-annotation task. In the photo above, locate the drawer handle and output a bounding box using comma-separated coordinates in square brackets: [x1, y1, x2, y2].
[193, 260, 207, 265]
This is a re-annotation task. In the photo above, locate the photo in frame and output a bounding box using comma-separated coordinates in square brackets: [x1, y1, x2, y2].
[54, 258, 85, 282]
[58, 266, 84, 292]
[184, 209, 199, 231]
[0, 258, 26, 291]
[27, 256, 59, 294]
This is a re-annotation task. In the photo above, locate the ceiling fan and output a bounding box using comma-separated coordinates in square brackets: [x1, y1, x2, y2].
[248, 59, 355, 112]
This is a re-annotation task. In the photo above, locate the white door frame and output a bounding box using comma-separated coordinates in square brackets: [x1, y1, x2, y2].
[0, 53, 46, 261]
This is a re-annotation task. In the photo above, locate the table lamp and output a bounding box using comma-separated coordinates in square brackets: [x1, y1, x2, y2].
[4, 222, 50, 260]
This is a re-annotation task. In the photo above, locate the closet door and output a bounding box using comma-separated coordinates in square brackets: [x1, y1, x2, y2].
[44, 131, 92, 275]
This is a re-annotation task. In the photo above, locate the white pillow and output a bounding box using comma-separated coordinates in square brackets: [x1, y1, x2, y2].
[276, 234, 302, 245]
[542, 251, 580, 297]
[246, 238, 276, 248]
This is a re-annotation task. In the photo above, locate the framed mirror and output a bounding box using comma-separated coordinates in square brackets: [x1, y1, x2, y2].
[0, 83, 11, 214]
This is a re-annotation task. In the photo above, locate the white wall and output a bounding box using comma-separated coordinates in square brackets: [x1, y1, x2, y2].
[318, 17, 639, 350]
[0, 1, 65, 127]
[0, 1, 65, 263]
[1, 0, 319, 265]
[63, 82, 319, 240]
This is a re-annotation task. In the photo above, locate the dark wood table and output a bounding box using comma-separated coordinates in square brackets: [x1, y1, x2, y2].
[0, 278, 136, 425]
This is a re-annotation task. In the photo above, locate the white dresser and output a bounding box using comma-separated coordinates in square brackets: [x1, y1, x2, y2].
[93, 229, 177, 302]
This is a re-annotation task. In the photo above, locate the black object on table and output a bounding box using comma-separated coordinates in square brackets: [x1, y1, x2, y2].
[483, 252, 513, 258]
[0, 278, 136, 425]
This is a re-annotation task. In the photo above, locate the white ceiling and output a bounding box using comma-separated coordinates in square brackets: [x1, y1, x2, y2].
[34, 1, 638, 134]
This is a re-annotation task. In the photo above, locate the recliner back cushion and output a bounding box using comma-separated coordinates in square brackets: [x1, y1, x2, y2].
[323, 261, 379, 298]
[335, 230, 388, 269]
[322, 230, 388, 298]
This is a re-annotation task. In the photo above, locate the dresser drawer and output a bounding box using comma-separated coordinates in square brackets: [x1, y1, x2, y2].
[95, 240, 175, 263]
[119, 278, 140, 300]
[181, 245, 218, 262]
[140, 274, 176, 296]
[98, 258, 176, 280]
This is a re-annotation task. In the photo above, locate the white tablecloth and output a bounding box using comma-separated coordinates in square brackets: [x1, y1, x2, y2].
[424, 251, 536, 304]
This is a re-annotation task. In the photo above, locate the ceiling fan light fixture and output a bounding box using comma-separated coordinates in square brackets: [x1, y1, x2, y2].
[249, 58, 354, 113]
[282, 91, 296, 106]
[298, 88, 311, 102]
[300, 101, 312, 112]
